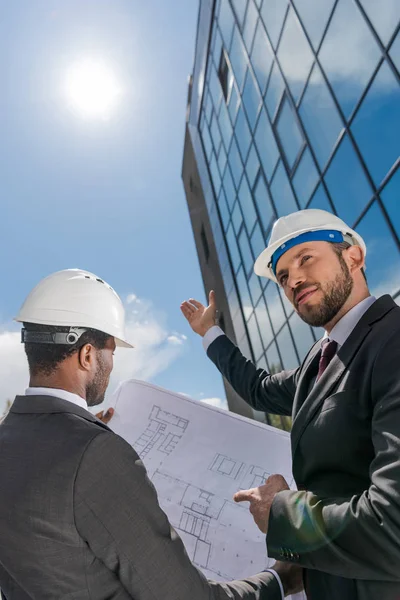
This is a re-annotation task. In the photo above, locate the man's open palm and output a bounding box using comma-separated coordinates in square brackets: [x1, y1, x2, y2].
[180, 290, 217, 337]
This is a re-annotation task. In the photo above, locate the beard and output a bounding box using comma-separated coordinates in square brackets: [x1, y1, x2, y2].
[86, 352, 109, 407]
[296, 254, 353, 328]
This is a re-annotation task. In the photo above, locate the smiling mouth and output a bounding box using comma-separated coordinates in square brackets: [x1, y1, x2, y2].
[296, 288, 318, 306]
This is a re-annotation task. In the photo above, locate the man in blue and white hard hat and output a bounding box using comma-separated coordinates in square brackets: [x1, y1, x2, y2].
[181, 208, 400, 600]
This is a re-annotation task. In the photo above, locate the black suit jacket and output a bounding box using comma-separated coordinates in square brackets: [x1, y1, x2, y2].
[208, 295, 400, 600]
[0, 394, 281, 599]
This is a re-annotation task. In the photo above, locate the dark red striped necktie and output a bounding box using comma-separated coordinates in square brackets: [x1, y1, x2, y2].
[316, 339, 338, 381]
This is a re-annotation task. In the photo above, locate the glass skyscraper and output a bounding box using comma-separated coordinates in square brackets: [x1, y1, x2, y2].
[182, 0, 400, 429]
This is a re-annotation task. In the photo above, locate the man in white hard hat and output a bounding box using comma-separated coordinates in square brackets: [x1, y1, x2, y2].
[0, 269, 301, 600]
[181, 209, 400, 600]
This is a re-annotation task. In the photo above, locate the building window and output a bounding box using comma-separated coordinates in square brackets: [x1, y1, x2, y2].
[200, 225, 210, 263]
[218, 50, 233, 102]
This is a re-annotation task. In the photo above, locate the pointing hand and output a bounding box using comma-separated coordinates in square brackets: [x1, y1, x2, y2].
[180, 290, 218, 337]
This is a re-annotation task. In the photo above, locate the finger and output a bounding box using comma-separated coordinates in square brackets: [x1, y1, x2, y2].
[95, 410, 104, 419]
[233, 489, 253, 503]
[209, 290, 216, 307]
[180, 305, 194, 319]
[188, 298, 204, 310]
[102, 408, 114, 424]
[181, 302, 196, 314]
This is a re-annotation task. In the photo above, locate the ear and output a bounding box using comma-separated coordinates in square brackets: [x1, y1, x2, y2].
[78, 344, 95, 372]
[346, 245, 365, 274]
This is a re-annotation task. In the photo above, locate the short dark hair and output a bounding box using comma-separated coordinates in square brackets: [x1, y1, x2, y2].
[331, 241, 367, 282]
[23, 323, 112, 377]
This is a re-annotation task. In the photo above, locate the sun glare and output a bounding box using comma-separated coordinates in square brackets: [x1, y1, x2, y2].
[65, 58, 121, 119]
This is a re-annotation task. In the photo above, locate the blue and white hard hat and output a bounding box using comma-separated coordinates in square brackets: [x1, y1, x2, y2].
[254, 209, 366, 283]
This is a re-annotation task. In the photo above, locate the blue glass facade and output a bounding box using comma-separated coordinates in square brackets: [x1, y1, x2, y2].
[186, 0, 400, 426]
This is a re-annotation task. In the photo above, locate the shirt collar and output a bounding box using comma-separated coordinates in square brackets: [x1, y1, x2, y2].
[25, 387, 88, 411]
[325, 296, 376, 347]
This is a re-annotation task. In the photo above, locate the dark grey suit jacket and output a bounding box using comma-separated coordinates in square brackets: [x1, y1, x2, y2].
[207, 295, 400, 600]
[0, 395, 281, 599]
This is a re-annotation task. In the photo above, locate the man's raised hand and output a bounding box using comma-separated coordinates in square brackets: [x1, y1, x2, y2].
[180, 290, 217, 337]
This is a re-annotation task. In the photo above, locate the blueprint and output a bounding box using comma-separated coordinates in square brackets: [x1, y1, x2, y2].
[109, 379, 305, 599]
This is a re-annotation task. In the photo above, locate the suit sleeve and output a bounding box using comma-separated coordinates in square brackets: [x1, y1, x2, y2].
[74, 432, 281, 600]
[207, 335, 297, 416]
[267, 330, 400, 581]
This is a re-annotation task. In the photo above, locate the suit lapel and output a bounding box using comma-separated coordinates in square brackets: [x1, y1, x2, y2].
[291, 318, 372, 458]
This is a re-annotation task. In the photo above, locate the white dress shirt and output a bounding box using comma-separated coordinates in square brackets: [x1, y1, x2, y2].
[25, 387, 89, 411]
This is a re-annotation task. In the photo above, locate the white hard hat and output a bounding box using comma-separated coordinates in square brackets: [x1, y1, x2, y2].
[15, 269, 133, 348]
[254, 209, 366, 283]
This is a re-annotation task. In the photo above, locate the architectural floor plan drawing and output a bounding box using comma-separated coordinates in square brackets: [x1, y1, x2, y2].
[110, 379, 305, 599]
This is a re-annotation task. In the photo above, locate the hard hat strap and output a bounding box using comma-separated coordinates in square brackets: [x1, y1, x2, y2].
[270, 229, 355, 275]
[21, 327, 88, 345]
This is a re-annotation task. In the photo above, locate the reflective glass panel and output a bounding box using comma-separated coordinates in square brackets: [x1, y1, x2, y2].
[261, 0, 288, 49]
[248, 270, 263, 306]
[239, 228, 254, 275]
[232, 200, 243, 234]
[209, 152, 222, 196]
[265, 281, 286, 332]
[209, 63, 223, 113]
[389, 30, 400, 72]
[247, 313, 264, 360]
[218, 99, 233, 149]
[276, 96, 304, 169]
[205, 90, 213, 124]
[226, 223, 242, 272]
[242, 69, 262, 130]
[351, 61, 400, 187]
[292, 0, 335, 50]
[243, 0, 259, 52]
[245, 143, 261, 188]
[381, 167, 400, 241]
[212, 26, 224, 68]
[359, 0, 399, 46]
[356, 201, 400, 297]
[319, 0, 381, 118]
[228, 84, 240, 122]
[201, 120, 213, 160]
[231, 0, 247, 28]
[234, 106, 252, 162]
[218, 0, 235, 47]
[229, 27, 248, 91]
[266, 342, 283, 373]
[232, 309, 246, 344]
[238, 174, 257, 233]
[265, 61, 285, 120]
[325, 135, 373, 226]
[237, 267, 253, 319]
[218, 188, 231, 232]
[292, 147, 319, 208]
[254, 108, 279, 181]
[250, 223, 266, 260]
[251, 19, 274, 94]
[289, 312, 315, 362]
[277, 7, 315, 103]
[308, 182, 332, 211]
[221, 248, 235, 295]
[228, 284, 241, 319]
[255, 296, 274, 350]
[270, 162, 298, 216]
[228, 137, 244, 188]
[218, 141, 228, 174]
[222, 164, 236, 209]
[277, 325, 299, 369]
[299, 64, 344, 169]
[238, 333, 253, 361]
[210, 112, 222, 151]
[254, 172, 275, 233]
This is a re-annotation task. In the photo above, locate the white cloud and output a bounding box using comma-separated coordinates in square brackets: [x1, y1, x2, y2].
[0, 293, 188, 418]
[200, 396, 229, 411]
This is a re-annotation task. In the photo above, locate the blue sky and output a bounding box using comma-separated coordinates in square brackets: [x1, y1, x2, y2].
[0, 0, 226, 413]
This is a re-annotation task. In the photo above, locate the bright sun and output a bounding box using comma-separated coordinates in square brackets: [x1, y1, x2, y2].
[65, 58, 121, 119]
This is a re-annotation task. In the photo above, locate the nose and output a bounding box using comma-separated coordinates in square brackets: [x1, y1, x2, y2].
[287, 268, 306, 293]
